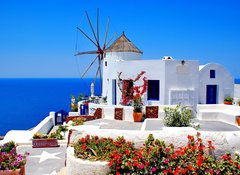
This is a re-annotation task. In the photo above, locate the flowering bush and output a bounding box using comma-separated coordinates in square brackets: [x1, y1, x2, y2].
[0, 141, 16, 153]
[73, 135, 135, 161]
[0, 141, 29, 171]
[108, 133, 240, 175]
[73, 133, 240, 175]
[118, 71, 148, 112]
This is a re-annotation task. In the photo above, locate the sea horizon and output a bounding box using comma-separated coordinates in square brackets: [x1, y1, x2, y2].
[0, 78, 101, 136]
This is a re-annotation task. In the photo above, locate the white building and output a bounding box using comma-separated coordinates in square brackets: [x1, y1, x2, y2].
[102, 32, 234, 108]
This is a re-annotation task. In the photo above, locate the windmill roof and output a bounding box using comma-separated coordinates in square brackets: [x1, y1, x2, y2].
[105, 32, 143, 54]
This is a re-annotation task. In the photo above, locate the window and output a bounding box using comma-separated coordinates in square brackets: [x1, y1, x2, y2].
[105, 61, 107, 67]
[147, 80, 160, 100]
[210, 70, 215, 78]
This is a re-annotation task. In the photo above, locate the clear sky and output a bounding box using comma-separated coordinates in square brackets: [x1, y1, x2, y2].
[1, 0, 240, 78]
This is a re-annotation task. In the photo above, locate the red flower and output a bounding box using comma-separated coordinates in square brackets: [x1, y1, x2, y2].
[222, 155, 228, 160]
[163, 170, 168, 174]
[125, 149, 130, 155]
[188, 165, 193, 171]
[81, 138, 86, 143]
[108, 160, 114, 166]
[197, 159, 202, 166]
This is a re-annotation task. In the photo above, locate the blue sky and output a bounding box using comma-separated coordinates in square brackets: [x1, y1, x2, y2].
[0, 0, 240, 78]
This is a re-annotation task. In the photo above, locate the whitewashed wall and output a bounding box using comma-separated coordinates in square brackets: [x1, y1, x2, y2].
[103, 57, 199, 108]
[164, 60, 199, 109]
[199, 63, 234, 104]
[114, 59, 165, 105]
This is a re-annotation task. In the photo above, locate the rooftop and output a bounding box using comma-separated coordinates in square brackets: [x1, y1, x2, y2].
[105, 32, 143, 54]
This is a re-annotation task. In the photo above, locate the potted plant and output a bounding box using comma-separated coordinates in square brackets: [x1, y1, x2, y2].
[132, 93, 144, 122]
[0, 141, 28, 175]
[118, 71, 148, 122]
[224, 96, 233, 105]
[32, 133, 59, 148]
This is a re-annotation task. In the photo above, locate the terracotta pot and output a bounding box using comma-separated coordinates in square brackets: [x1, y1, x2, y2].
[224, 101, 232, 105]
[0, 166, 25, 175]
[32, 138, 59, 148]
[133, 112, 142, 122]
[236, 116, 240, 126]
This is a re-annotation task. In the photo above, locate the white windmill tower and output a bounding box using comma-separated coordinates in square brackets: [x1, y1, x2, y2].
[102, 31, 143, 104]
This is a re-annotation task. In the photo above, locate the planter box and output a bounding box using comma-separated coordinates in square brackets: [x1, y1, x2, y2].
[32, 138, 59, 148]
[224, 101, 232, 105]
[0, 166, 25, 175]
[66, 147, 110, 175]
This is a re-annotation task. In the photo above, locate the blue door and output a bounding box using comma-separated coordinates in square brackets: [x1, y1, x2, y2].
[206, 85, 217, 104]
[112, 79, 116, 105]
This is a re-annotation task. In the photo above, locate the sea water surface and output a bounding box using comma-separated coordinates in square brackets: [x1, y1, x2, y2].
[0, 78, 100, 136]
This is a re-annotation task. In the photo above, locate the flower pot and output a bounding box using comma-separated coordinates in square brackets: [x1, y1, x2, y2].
[224, 101, 232, 105]
[133, 112, 142, 122]
[32, 138, 59, 148]
[0, 166, 25, 175]
[236, 116, 240, 126]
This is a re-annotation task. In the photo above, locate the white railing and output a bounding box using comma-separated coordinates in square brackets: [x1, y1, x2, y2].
[0, 112, 55, 145]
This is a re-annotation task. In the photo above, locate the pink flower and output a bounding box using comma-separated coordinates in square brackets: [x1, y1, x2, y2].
[152, 167, 156, 172]
[166, 147, 170, 153]
[139, 164, 144, 169]
[164, 158, 168, 164]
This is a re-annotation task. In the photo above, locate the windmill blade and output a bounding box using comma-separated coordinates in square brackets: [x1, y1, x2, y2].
[75, 51, 98, 56]
[105, 32, 117, 48]
[97, 8, 99, 44]
[85, 11, 99, 45]
[103, 16, 110, 49]
[77, 27, 98, 47]
[80, 54, 99, 79]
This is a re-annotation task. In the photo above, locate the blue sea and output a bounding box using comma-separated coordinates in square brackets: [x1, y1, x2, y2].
[0, 78, 100, 136]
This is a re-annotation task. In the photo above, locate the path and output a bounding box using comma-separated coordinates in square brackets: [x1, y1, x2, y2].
[17, 145, 66, 175]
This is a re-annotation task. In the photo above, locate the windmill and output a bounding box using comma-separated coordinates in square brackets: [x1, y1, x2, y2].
[75, 9, 116, 93]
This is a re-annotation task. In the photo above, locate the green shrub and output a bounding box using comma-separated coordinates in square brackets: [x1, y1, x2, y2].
[225, 96, 233, 102]
[163, 105, 194, 127]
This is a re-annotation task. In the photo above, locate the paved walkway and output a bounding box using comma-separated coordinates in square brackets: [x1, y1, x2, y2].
[17, 145, 66, 175]
[84, 119, 240, 132]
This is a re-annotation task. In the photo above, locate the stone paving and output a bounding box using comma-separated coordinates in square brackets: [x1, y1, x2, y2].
[17, 145, 67, 175]
[84, 119, 142, 130]
[84, 119, 240, 131]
